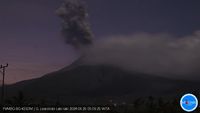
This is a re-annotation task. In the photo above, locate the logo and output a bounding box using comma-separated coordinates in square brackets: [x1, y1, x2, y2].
[180, 93, 198, 112]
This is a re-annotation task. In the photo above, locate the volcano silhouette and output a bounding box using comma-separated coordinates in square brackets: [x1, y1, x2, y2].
[4, 61, 200, 104]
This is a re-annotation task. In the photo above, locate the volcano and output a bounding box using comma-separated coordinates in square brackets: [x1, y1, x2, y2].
[4, 62, 200, 104]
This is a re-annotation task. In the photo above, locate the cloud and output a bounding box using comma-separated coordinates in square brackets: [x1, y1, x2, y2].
[81, 31, 200, 80]
[57, 0, 93, 48]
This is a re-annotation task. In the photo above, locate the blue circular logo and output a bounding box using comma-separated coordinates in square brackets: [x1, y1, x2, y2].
[180, 93, 198, 112]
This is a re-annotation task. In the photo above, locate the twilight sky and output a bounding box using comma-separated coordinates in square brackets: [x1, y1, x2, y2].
[0, 0, 200, 84]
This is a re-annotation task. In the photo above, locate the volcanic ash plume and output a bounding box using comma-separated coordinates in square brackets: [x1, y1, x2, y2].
[56, 0, 93, 48]
[82, 31, 200, 80]
[56, 0, 200, 80]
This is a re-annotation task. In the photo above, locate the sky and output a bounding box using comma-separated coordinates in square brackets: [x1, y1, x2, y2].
[0, 0, 200, 84]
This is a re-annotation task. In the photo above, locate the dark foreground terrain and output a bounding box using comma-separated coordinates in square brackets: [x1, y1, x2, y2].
[1, 64, 200, 112]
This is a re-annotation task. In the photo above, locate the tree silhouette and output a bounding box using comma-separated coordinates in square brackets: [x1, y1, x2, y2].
[5, 91, 33, 106]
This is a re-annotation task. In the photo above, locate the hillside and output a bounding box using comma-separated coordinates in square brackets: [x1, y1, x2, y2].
[4, 64, 200, 104]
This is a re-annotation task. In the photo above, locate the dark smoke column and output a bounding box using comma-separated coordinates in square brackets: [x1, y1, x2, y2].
[57, 0, 93, 48]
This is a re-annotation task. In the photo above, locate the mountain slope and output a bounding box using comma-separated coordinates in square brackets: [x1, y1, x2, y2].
[5, 64, 200, 104]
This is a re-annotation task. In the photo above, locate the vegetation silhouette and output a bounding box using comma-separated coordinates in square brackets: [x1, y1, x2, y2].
[2, 92, 200, 113]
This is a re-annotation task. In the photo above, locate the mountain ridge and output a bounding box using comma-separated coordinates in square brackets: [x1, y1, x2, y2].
[3, 64, 200, 104]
